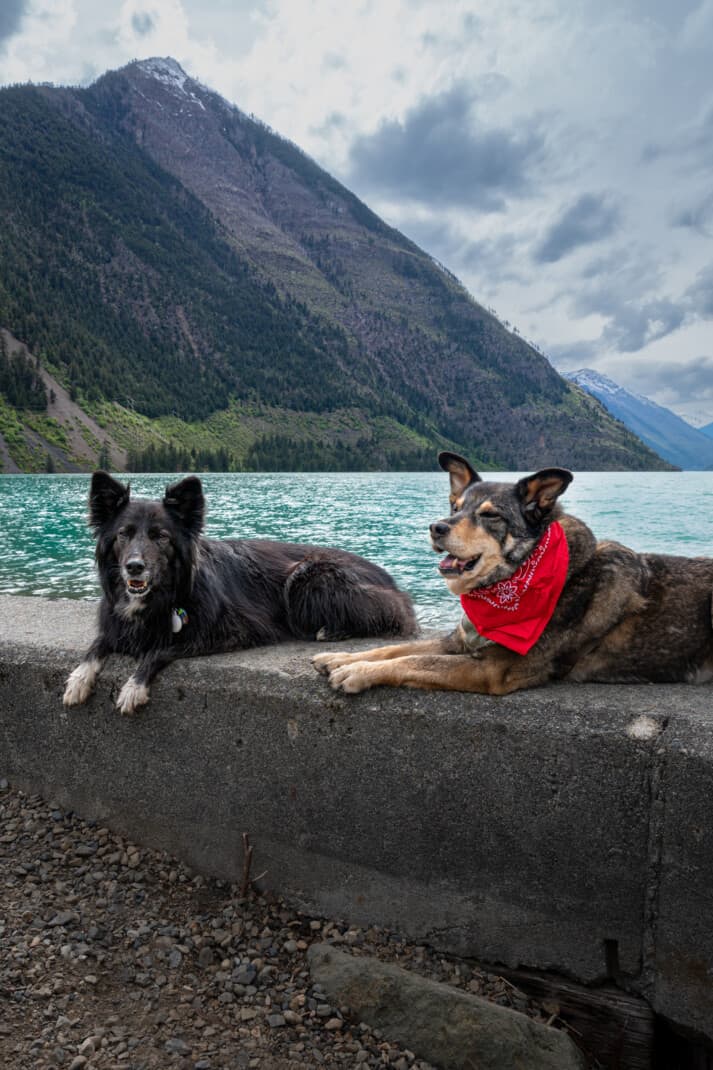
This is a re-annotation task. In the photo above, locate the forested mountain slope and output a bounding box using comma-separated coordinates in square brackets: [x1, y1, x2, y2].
[0, 58, 667, 471]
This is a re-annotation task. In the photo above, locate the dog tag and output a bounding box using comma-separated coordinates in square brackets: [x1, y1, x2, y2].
[172, 608, 188, 633]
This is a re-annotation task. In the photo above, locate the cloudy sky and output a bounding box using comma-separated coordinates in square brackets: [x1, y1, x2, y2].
[2, 0, 713, 423]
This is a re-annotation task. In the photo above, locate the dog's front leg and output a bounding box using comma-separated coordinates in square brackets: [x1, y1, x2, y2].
[116, 650, 174, 715]
[327, 650, 527, 695]
[313, 635, 456, 676]
[63, 638, 112, 707]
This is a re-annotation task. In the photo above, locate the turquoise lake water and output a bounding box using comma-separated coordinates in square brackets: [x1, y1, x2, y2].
[2, 471, 713, 629]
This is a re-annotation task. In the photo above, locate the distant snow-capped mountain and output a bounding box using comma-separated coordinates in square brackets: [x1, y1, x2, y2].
[565, 369, 713, 470]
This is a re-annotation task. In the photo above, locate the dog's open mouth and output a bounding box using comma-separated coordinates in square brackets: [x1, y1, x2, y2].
[438, 554, 481, 576]
[126, 578, 151, 596]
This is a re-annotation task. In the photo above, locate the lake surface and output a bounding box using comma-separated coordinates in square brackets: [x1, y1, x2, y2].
[2, 471, 713, 629]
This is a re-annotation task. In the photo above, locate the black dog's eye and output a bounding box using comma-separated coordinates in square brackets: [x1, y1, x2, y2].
[117, 525, 135, 539]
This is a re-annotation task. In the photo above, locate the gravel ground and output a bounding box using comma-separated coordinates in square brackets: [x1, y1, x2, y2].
[1, 779, 559, 1070]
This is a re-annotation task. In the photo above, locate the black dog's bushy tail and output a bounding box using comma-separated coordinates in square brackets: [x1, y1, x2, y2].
[284, 555, 417, 641]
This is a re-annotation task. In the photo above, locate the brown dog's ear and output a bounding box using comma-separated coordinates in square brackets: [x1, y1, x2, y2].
[438, 452, 481, 501]
[89, 471, 130, 531]
[516, 468, 573, 519]
[163, 476, 205, 536]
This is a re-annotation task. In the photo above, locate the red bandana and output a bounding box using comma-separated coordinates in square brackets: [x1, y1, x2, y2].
[460, 521, 569, 655]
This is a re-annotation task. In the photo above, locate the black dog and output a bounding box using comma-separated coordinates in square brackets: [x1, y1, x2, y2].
[63, 471, 416, 714]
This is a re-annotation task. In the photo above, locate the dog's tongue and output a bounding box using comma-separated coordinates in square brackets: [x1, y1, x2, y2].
[439, 555, 462, 574]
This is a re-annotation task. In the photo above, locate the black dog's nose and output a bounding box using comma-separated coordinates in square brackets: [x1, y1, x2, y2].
[126, 558, 145, 576]
[430, 521, 450, 539]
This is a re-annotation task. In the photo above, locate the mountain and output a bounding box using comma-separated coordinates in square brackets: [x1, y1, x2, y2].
[565, 369, 713, 470]
[700, 422, 713, 440]
[0, 57, 668, 472]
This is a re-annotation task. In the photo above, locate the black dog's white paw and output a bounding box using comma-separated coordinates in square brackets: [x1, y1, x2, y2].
[63, 659, 101, 706]
[116, 677, 150, 715]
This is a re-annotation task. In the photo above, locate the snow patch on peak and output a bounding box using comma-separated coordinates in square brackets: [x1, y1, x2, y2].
[133, 57, 207, 110]
[566, 368, 623, 397]
[566, 368, 655, 409]
[136, 57, 189, 92]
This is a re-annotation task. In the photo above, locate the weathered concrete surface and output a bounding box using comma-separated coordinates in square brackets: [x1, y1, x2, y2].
[0, 594, 711, 1043]
[308, 943, 585, 1070]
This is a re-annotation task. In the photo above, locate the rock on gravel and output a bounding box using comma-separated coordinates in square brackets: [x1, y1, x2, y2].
[308, 943, 586, 1070]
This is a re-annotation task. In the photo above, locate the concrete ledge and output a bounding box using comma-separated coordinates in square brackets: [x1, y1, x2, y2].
[1, 595, 712, 1042]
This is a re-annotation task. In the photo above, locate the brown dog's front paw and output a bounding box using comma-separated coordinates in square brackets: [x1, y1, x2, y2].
[116, 677, 150, 715]
[312, 651, 352, 675]
[328, 661, 376, 694]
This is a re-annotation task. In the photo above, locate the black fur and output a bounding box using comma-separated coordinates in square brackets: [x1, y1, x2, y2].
[63, 471, 416, 714]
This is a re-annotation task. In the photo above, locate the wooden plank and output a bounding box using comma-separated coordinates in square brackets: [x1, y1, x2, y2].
[496, 967, 654, 1070]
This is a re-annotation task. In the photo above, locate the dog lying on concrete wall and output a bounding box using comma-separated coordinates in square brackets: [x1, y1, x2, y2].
[63, 471, 415, 714]
[313, 452, 713, 695]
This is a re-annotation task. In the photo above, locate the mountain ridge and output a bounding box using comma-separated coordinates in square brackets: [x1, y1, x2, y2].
[565, 368, 713, 470]
[0, 58, 669, 472]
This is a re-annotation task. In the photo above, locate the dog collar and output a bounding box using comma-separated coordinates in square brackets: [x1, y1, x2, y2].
[172, 607, 189, 634]
[460, 521, 569, 655]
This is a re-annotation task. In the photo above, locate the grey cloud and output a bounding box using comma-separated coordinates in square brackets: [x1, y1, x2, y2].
[547, 340, 600, 369]
[553, 241, 689, 352]
[534, 193, 621, 264]
[631, 356, 713, 406]
[310, 110, 350, 141]
[0, 0, 26, 44]
[685, 262, 713, 318]
[131, 12, 155, 36]
[574, 246, 664, 312]
[322, 52, 346, 71]
[347, 84, 545, 211]
[643, 105, 713, 172]
[671, 192, 713, 234]
[600, 297, 686, 352]
[399, 216, 528, 289]
[550, 249, 689, 359]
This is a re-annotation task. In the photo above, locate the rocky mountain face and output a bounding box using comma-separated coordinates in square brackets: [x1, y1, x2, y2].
[0, 58, 667, 471]
[565, 369, 713, 470]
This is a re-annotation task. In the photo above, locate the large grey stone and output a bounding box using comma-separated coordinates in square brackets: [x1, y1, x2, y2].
[307, 943, 585, 1070]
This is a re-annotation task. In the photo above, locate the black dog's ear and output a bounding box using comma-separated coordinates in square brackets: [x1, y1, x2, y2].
[163, 476, 204, 536]
[438, 452, 481, 502]
[516, 468, 573, 520]
[89, 471, 130, 531]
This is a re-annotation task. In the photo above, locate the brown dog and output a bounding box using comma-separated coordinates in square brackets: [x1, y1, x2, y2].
[313, 452, 713, 694]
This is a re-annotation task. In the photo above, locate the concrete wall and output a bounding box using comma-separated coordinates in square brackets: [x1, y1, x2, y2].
[1, 594, 712, 1043]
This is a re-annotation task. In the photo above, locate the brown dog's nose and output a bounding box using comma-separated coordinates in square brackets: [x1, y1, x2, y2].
[430, 521, 450, 539]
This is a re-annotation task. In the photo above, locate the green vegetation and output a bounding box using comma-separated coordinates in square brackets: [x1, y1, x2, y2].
[0, 334, 45, 410]
[127, 441, 233, 472]
[0, 395, 43, 469]
[244, 433, 434, 472]
[0, 87, 358, 423]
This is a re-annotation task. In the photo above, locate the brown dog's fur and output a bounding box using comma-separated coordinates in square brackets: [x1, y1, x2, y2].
[313, 452, 713, 695]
